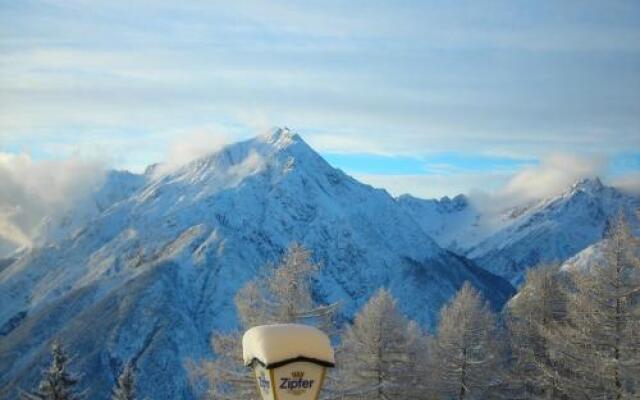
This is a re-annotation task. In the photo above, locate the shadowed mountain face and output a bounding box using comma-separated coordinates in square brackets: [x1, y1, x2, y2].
[0, 129, 514, 400]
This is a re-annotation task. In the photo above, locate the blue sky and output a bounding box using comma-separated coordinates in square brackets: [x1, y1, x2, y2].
[1, 0, 639, 197]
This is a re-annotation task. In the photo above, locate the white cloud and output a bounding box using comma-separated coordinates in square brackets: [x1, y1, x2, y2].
[150, 126, 236, 177]
[465, 153, 628, 232]
[230, 150, 267, 178]
[355, 152, 608, 208]
[0, 153, 106, 252]
[492, 153, 606, 205]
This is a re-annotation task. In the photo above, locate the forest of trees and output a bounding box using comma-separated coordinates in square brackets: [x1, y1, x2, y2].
[20, 340, 138, 400]
[21, 216, 639, 399]
[194, 215, 639, 400]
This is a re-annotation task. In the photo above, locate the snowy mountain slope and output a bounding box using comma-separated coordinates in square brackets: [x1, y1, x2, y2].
[0, 170, 147, 260]
[0, 129, 514, 399]
[0, 255, 17, 275]
[559, 240, 608, 273]
[508, 236, 620, 310]
[467, 178, 640, 285]
[396, 194, 485, 252]
[32, 170, 148, 248]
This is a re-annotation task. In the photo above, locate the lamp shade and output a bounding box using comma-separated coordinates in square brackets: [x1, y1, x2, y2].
[243, 324, 334, 400]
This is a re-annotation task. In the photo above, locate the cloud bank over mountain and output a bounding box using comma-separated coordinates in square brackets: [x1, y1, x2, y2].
[0, 140, 634, 257]
[469, 153, 607, 214]
[0, 153, 105, 251]
[150, 128, 234, 177]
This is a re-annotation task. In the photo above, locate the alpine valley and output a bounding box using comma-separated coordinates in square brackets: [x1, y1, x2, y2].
[0, 129, 638, 399]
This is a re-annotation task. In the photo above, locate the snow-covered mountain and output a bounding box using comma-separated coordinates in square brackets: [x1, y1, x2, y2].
[0, 170, 147, 260]
[398, 178, 639, 286]
[0, 129, 513, 399]
[467, 178, 639, 285]
[32, 170, 149, 248]
[559, 240, 608, 273]
[396, 193, 482, 252]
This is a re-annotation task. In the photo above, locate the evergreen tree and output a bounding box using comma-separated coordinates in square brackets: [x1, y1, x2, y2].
[235, 243, 337, 329]
[336, 288, 427, 400]
[429, 282, 505, 400]
[405, 320, 433, 399]
[198, 243, 338, 399]
[506, 264, 569, 399]
[544, 215, 640, 399]
[111, 362, 136, 400]
[21, 340, 82, 400]
[197, 332, 259, 400]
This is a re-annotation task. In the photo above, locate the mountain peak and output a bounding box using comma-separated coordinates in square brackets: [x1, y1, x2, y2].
[569, 177, 604, 194]
[135, 127, 334, 208]
[441, 194, 469, 211]
[262, 127, 301, 148]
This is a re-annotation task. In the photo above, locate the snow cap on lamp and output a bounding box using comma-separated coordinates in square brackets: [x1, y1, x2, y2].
[242, 323, 335, 369]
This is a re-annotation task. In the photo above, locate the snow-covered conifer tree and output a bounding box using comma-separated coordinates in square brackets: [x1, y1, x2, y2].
[20, 340, 82, 400]
[111, 362, 136, 400]
[336, 288, 427, 399]
[506, 264, 569, 399]
[404, 320, 434, 399]
[429, 282, 505, 400]
[544, 215, 640, 399]
[201, 243, 338, 399]
[236, 243, 337, 329]
[197, 333, 259, 400]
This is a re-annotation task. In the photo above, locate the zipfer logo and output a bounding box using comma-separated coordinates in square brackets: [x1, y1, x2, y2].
[280, 370, 315, 391]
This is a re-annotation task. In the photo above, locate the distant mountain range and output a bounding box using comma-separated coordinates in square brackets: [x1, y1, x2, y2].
[0, 129, 513, 399]
[0, 129, 637, 399]
[400, 177, 639, 285]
